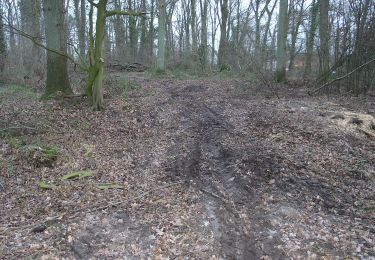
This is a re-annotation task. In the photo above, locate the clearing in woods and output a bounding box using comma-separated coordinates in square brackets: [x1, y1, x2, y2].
[0, 73, 374, 259]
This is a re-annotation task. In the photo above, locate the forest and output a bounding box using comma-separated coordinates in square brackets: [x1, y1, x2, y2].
[0, 0, 374, 258]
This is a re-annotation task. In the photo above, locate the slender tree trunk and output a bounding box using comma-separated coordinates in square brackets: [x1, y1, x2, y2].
[275, 0, 288, 82]
[86, 0, 107, 110]
[210, 1, 217, 67]
[149, 0, 155, 60]
[288, 2, 304, 71]
[319, 0, 329, 76]
[199, 0, 208, 72]
[218, 0, 228, 69]
[113, 0, 126, 59]
[0, 1, 5, 73]
[191, 0, 197, 53]
[7, 3, 16, 55]
[128, 0, 138, 61]
[42, 0, 72, 97]
[183, 0, 191, 54]
[157, 0, 166, 71]
[0, 1, 6, 55]
[74, 0, 86, 57]
[139, 0, 147, 61]
[262, 1, 277, 69]
[304, 0, 318, 78]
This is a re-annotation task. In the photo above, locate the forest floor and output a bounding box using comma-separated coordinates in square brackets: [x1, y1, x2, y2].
[0, 72, 375, 259]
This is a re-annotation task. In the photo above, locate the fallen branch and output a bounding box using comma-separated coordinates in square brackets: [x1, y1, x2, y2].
[200, 188, 228, 202]
[309, 58, 375, 95]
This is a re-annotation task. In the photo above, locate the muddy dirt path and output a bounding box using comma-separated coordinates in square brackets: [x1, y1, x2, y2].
[162, 82, 285, 259]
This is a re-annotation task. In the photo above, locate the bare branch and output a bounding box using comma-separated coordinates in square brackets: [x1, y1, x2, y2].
[309, 58, 375, 95]
[87, 0, 99, 8]
[1, 16, 88, 72]
[105, 10, 147, 17]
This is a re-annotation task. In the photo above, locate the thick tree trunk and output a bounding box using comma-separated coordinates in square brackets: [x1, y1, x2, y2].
[319, 0, 330, 76]
[275, 0, 288, 82]
[19, 0, 42, 75]
[218, 0, 228, 69]
[157, 0, 166, 71]
[42, 0, 72, 97]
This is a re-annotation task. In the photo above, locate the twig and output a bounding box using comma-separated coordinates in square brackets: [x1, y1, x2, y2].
[309, 58, 375, 95]
[200, 188, 228, 202]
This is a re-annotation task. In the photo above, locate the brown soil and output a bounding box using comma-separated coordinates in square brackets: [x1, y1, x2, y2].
[0, 73, 374, 259]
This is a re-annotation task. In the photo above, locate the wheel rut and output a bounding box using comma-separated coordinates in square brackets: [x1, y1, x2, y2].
[164, 82, 285, 259]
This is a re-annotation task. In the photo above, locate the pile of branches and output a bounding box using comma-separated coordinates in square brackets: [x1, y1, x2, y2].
[107, 62, 148, 72]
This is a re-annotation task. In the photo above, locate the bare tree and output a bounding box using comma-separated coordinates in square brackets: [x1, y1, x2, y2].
[275, 0, 288, 82]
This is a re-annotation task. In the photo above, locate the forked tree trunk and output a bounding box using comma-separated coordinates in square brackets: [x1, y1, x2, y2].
[86, 0, 106, 110]
[86, 0, 146, 110]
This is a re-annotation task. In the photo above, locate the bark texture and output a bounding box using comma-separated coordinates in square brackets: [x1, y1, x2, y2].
[42, 0, 72, 97]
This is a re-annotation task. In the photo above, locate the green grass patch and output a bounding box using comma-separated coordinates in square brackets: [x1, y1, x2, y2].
[0, 84, 40, 100]
[7, 137, 27, 149]
[118, 77, 141, 99]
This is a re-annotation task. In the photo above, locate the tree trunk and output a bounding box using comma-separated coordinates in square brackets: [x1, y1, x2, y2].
[304, 0, 318, 78]
[149, 0, 155, 60]
[199, 0, 208, 72]
[42, 0, 72, 97]
[73, 0, 86, 57]
[288, 2, 304, 71]
[128, 0, 138, 61]
[191, 0, 197, 53]
[218, 0, 228, 69]
[86, 0, 107, 110]
[157, 0, 166, 71]
[0, 1, 5, 73]
[275, 0, 288, 82]
[0, 0, 5, 55]
[319, 0, 329, 76]
[113, 0, 126, 59]
[139, 0, 147, 61]
[19, 0, 42, 75]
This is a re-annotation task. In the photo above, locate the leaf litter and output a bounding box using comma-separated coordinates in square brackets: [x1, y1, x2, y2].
[0, 74, 374, 259]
